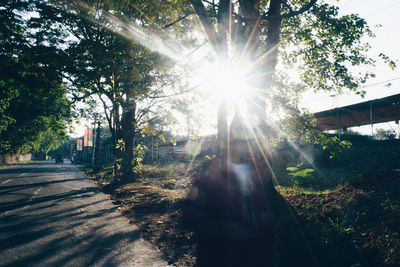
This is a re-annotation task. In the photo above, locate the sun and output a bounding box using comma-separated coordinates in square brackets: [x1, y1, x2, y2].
[180, 56, 259, 136]
[198, 60, 255, 106]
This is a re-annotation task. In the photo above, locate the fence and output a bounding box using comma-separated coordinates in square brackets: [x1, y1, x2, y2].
[0, 153, 32, 165]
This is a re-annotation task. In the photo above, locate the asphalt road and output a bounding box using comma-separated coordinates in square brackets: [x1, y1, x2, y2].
[0, 160, 170, 267]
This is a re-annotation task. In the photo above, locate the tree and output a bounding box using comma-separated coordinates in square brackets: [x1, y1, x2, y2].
[182, 3, 390, 263]
[189, 0, 392, 150]
[35, 129, 69, 159]
[34, 0, 191, 181]
[0, 0, 71, 154]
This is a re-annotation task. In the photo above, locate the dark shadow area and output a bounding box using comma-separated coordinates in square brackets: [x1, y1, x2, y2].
[0, 161, 79, 175]
[182, 157, 328, 267]
[0, 228, 56, 253]
[0, 187, 98, 212]
[0, 178, 89, 195]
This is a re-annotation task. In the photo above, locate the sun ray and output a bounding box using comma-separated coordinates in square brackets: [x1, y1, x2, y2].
[183, 136, 206, 178]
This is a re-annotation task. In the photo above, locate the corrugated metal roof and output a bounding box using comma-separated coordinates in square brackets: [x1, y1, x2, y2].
[314, 93, 400, 130]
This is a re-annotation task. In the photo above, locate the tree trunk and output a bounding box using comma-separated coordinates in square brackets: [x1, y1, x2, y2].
[121, 90, 136, 181]
[264, 0, 282, 86]
[216, 0, 230, 158]
[217, 100, 228, 159]
[191, 0, 232, 157]
[113, 94, 123, 178]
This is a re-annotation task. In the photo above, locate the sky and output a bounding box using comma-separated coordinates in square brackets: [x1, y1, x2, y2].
[70, 0, 400, 137]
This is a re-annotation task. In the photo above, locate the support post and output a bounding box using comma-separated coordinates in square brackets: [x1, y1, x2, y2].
[92, 122, 96, 167]
[369, 102, 374, 136]
[336, 109, 341, 139]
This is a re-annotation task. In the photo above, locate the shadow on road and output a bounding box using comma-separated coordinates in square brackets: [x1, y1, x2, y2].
[0, 178, 90, 195]
[0, 160, 76, 175]
[0, 161, 142, 266]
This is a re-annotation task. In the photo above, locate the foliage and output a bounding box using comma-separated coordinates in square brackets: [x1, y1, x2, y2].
[0, 0, 71, 154]
[34, 129, 69, 159]
[375, 128, 397, 140]
[33, 0, 194, 179]
[275, 185, 332, 195]
[272, 1, 394, 152]
[132, 143, 147, 175]
[278, 109, 352, 159]
[1, 0, 394, 181]
[287, 164, 316, 186]
[280, 2, 386, 96]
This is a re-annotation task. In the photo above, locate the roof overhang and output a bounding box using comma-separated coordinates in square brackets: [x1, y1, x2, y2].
[314, 93, 400, 130]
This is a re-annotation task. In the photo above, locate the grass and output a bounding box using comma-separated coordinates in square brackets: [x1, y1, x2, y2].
[326, 215, 353, 235]
[75, 161, 190, 207]
[116, 184, 186, 204]
[275, 184, 333, 195]
[141, 162, 187, 178]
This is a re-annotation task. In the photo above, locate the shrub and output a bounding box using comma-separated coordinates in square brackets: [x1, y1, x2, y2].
[287, 165, 316, 186]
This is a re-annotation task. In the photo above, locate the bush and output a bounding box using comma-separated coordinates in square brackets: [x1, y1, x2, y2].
[287, 165, 316, 186]
[375, 129, 397, 140]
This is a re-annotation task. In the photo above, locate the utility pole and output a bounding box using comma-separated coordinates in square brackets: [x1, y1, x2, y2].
[92, 120, 96, 167]
[94, 121, 101, 170]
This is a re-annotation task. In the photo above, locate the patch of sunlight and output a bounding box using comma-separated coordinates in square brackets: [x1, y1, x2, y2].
[275, 185, 333, 196]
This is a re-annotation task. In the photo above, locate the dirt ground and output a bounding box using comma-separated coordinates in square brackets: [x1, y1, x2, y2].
[88, 164, 400, 267]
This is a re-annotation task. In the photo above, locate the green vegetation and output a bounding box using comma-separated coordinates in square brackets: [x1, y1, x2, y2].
[275, 185, 333, 195]
[0, 1, 71, 155]
[287, 165, 316, 186]
[375, 129, 397, 140]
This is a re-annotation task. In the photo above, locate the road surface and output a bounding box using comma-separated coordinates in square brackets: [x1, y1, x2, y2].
[0, 160, 170, 267]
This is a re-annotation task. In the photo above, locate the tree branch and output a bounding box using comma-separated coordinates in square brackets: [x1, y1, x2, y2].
[203, 0, 218, 7]
[148, 85, 198, 99]
[137, 116, 159, 128]
[263, 0, 317, 19]
[163, 12, 194, 28]
[282, 0, 294, 12]
[190, 0, 218, 49]
[98, 94, 114, 137]
[70, 91, 95, 104]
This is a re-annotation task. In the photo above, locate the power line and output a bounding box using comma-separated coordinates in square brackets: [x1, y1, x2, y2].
[361, 75, 400, 88]
[301, 75, 400, 104]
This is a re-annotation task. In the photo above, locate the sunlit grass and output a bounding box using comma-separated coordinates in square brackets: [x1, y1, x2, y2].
[275, 185, 333, 196]
[117, 184, 186, 204]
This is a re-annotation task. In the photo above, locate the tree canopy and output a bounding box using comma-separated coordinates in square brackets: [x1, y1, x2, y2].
[0, 0, 71, 154]
[0, 0, 395, 176]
